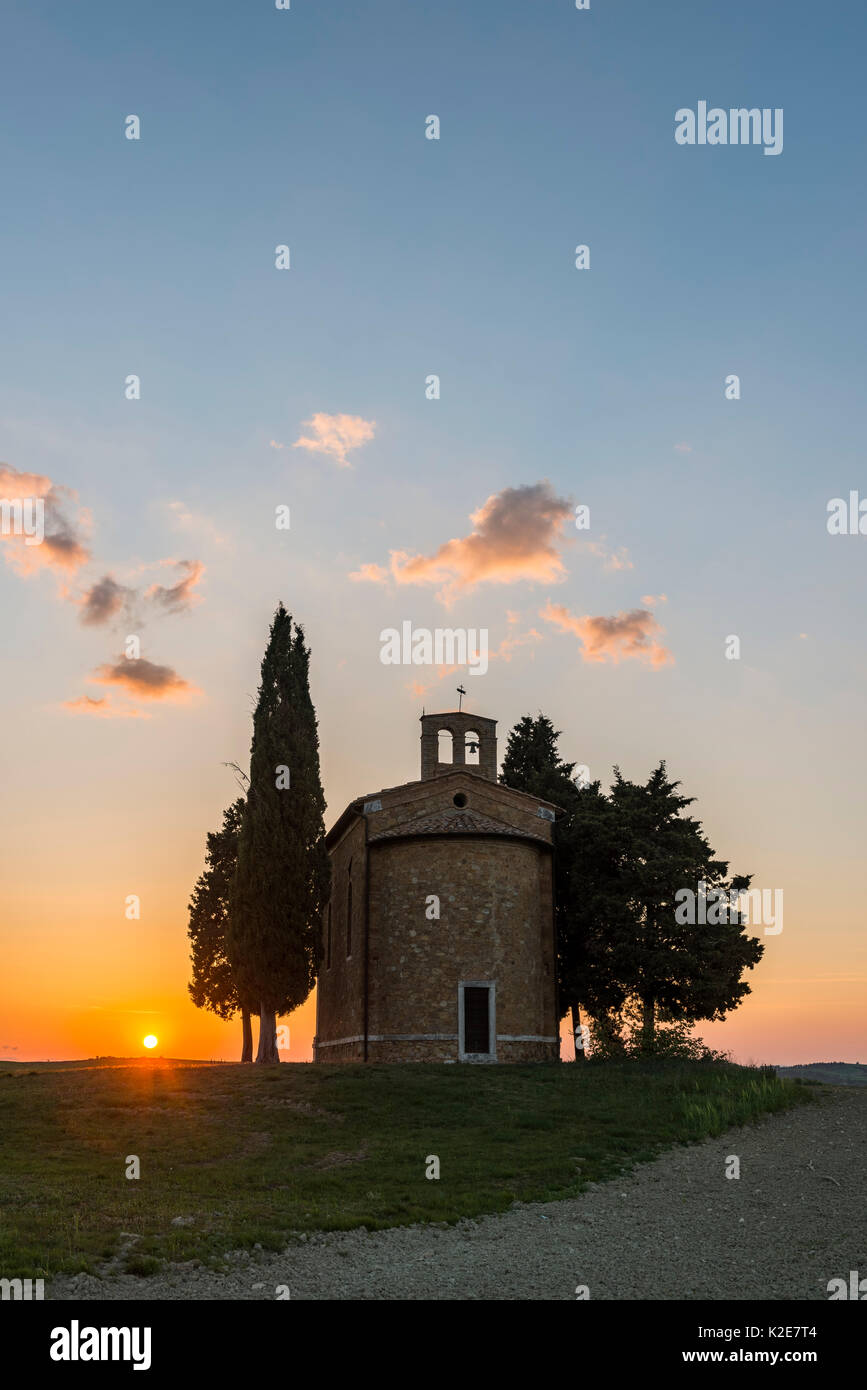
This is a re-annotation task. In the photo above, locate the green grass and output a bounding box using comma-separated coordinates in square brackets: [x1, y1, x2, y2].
[0, 1058, 816, 1278]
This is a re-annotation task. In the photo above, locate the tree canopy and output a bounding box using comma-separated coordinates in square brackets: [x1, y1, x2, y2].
[500, 713, 764, 1056]
[187, 797, 256, 1061]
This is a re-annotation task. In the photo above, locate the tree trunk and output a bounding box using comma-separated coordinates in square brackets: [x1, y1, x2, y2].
[256, 1006, 280, 1064]
[240, 1007, 253, 1064]
[571, 1002, 587, 1062]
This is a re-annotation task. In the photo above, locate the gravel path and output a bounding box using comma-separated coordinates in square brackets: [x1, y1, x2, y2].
[51, 1086, 866, 1301]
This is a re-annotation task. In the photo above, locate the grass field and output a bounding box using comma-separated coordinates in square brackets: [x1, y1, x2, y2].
[0, 1058, 815, 1279]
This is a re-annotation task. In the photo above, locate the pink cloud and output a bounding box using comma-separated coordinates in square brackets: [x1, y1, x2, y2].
[145, 559, 205, 614]
[0, 463, 91, 578]
[293, 413, 376, 467]
[358, 481, 574, 606]
[77, 575, 134, 627]
[348, 561, 389, 584]
[541, 600, 673, 667]
[494, 626, 544, 662]
[63, 695, 151, 719]
[76, 559, 205, 627]
[90, 656, 201, 702]
[581, 539, 633, 571]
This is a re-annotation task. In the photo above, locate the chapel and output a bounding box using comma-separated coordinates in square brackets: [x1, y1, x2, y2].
[313, 709, 560, 1064]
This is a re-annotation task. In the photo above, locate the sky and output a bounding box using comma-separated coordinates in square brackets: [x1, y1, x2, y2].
[1, 0, 865, 1066]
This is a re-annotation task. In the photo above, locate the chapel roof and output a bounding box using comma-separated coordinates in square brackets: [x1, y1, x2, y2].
[367, 804, 550, 845]
[325, 767, 560, 848]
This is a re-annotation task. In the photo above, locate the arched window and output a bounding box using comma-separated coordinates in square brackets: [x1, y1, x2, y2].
[438, 728, 453, 764]
[346, 859, 353, 958]
[465, 731, 480, 766]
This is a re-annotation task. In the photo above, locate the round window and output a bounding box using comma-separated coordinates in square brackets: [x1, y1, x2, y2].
[453, 793, 467, 808]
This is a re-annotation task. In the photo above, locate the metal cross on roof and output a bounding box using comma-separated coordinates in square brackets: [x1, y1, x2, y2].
[456, 684, 467, 711]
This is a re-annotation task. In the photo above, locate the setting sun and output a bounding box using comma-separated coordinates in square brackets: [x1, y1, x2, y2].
[143, 1035, 158, 1050]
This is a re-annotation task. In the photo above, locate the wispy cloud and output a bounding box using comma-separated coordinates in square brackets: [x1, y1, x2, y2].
[349, 561, 390, 584]
[63, 695, 151, 719]
[353, 481, 573, 605]
[77, 575, 135, 627]
[405, 619, 544, 698]
[164, 500, 228, 548]
[541, 600, 673, 667]
[494, 626, 544, 662]
[76, 560, 204, 628]
[2, 463, 205, 715]
[145, 559, 205, 614]
[581, 538, 633, 571]
[0, 463, 91, 578]
[90, 656, 201, 702]
[403, 665, 461, 698]
[293, 413, 376, 467]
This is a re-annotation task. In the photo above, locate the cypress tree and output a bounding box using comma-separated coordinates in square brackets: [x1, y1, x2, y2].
[226, 605, 330, 1063]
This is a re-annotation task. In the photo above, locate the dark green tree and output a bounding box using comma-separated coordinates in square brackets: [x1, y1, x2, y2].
[557, 778, 631, 1043]
[500, 713, 577, 795]
[187, 798, 256, 1062]
[607, 762, 762, 1053]
[226, 605, 331, 1063]
[500, 714, 625, 1058]
[501, 719, 764, 1060]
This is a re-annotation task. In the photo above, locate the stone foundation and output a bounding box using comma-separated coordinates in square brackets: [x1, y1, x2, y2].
[313, 1037, 559, 1064]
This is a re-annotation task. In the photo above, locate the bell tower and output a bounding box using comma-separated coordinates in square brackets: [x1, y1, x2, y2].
[420, 710, 497, 782]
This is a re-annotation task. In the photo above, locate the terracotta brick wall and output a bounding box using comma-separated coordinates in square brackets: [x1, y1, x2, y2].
[367, 836, 556, 1061]
[314, 764, 560, 1065]
[314, 817, 366, 1061]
